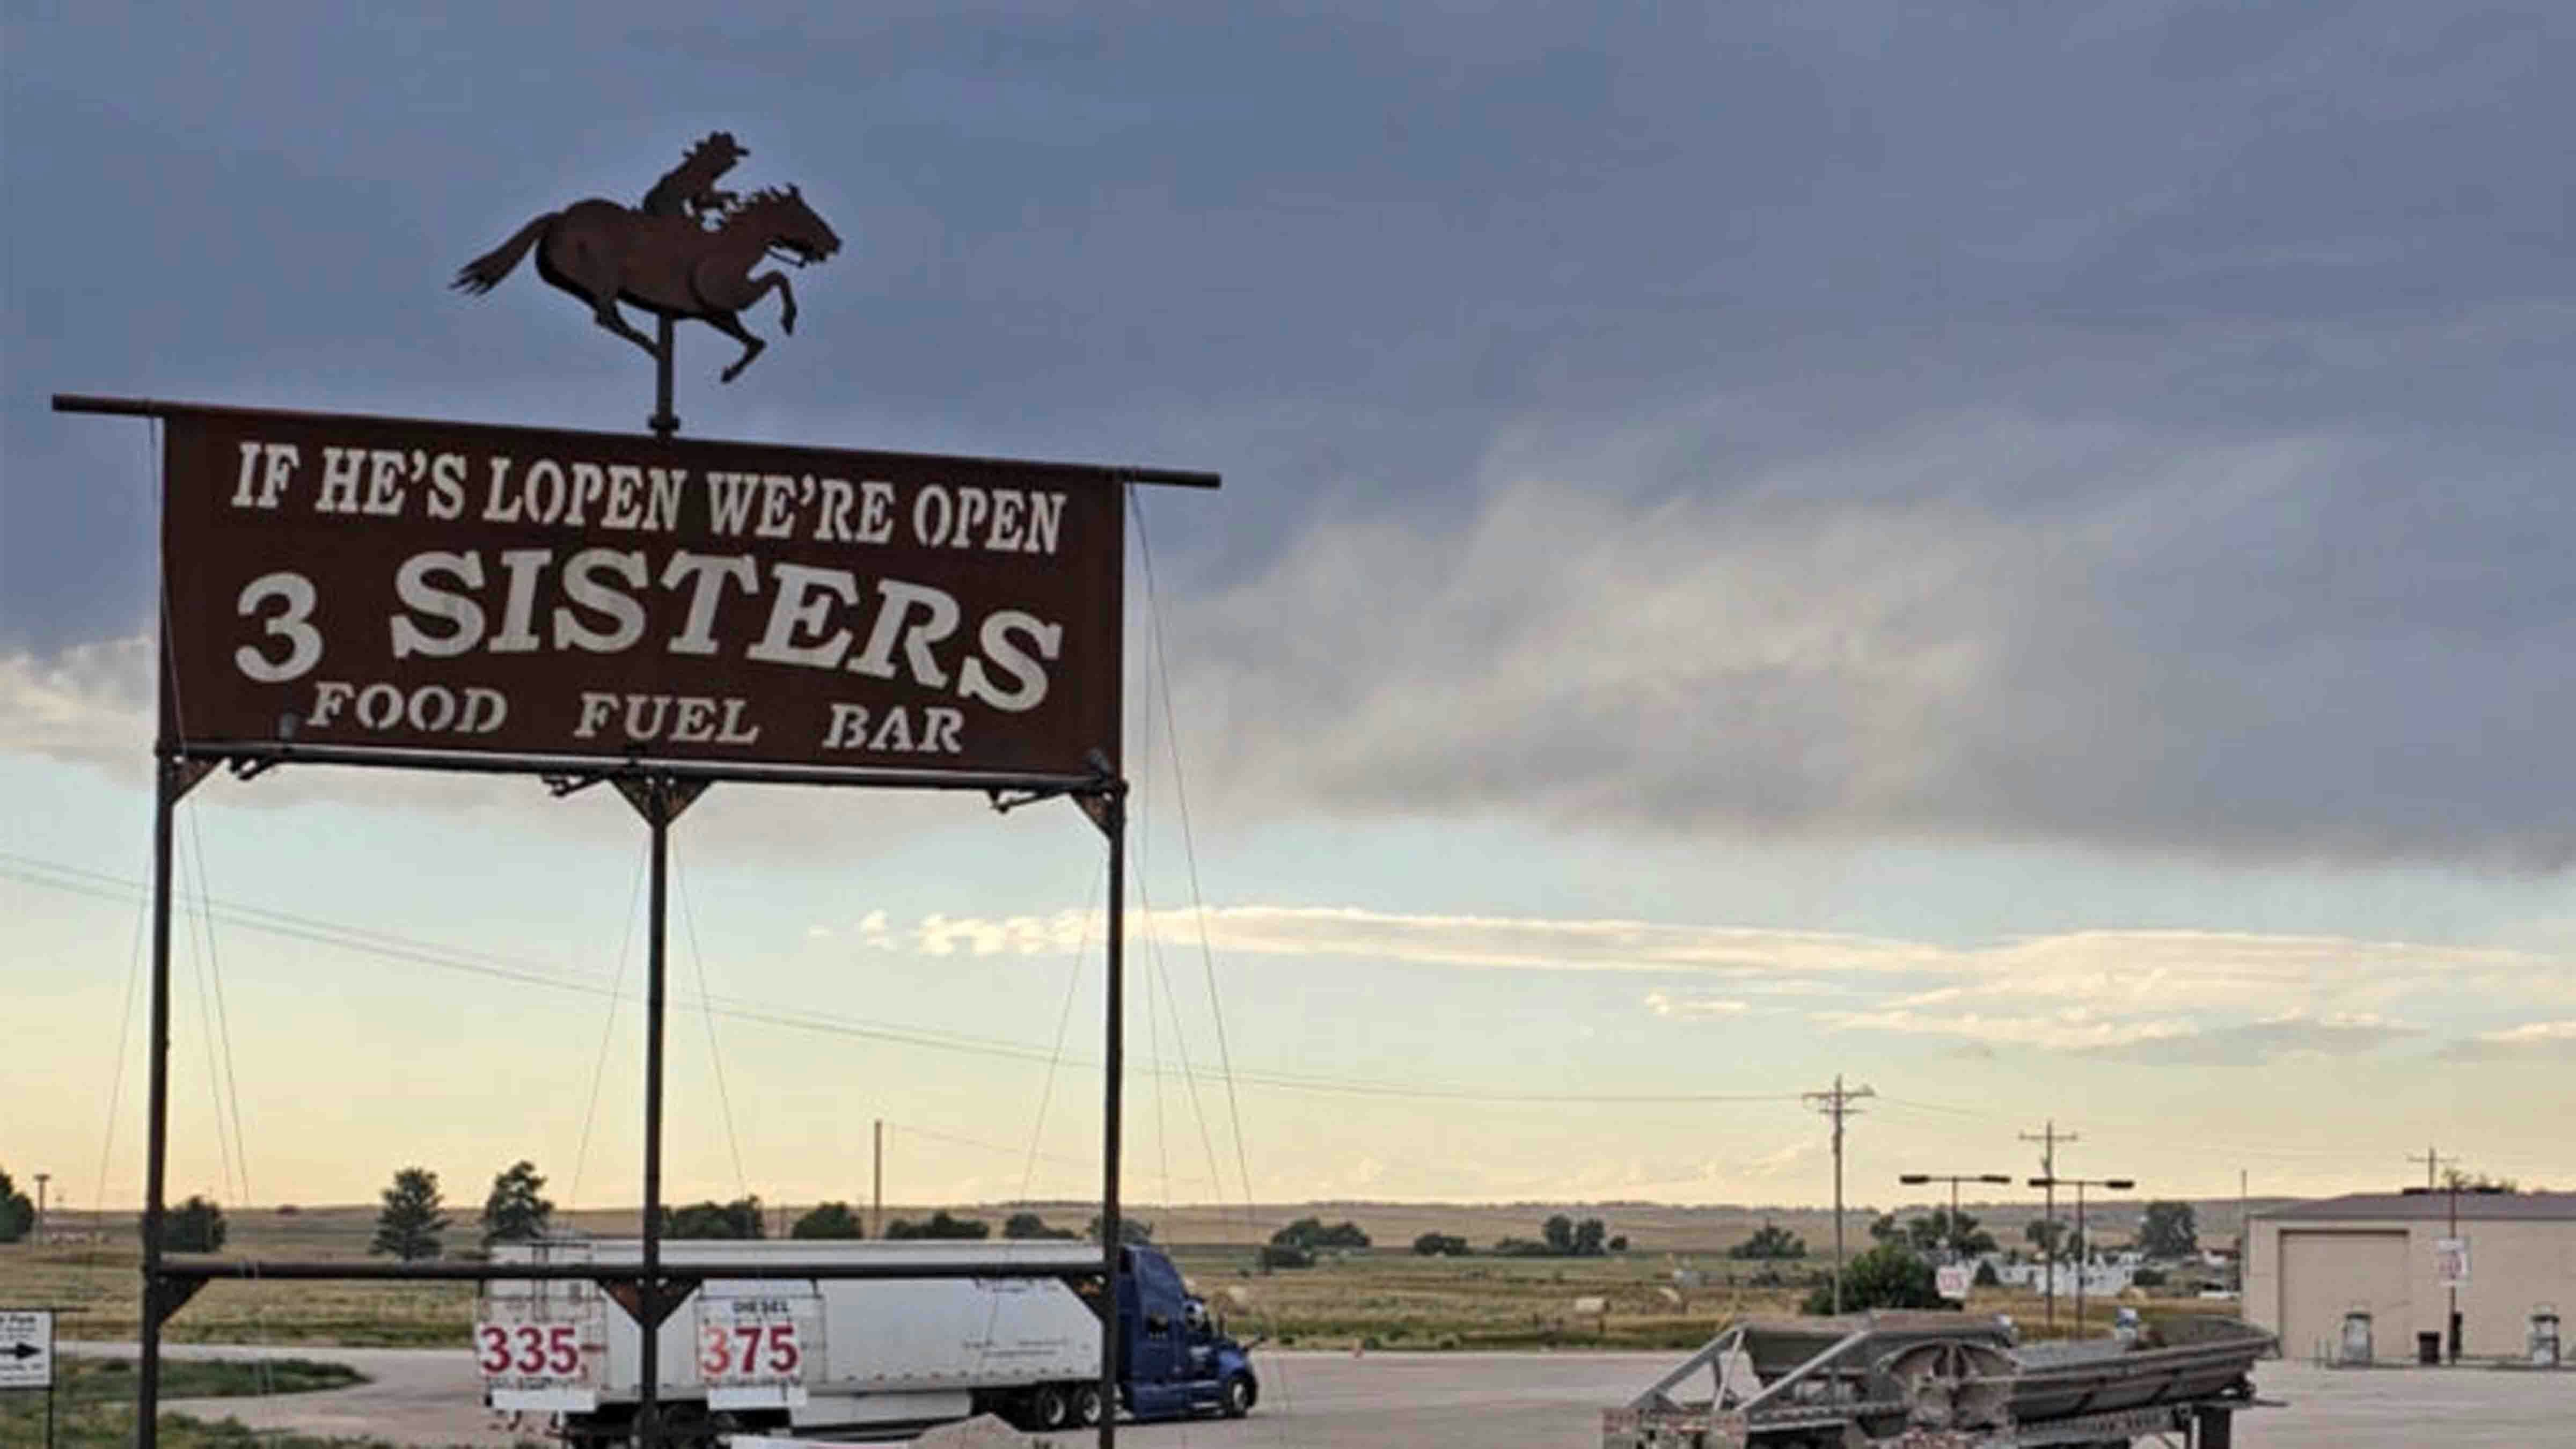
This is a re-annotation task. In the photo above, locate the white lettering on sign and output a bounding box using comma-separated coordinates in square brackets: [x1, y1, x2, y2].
[0, 1308, 56, 1390]
[174, 410, 1139, 775]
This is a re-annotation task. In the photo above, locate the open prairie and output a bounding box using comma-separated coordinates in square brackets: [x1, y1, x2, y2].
[3, 1198, 2244, 1350]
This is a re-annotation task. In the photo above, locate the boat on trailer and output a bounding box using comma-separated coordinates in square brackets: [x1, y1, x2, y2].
[1604, 1311, 2274, 1448]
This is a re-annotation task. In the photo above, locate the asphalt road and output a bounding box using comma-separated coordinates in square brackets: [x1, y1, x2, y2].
[69, 1343, 2575, 1446]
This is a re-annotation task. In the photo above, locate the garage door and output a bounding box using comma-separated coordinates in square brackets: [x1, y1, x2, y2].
[2279, 1231, 2410, 1363]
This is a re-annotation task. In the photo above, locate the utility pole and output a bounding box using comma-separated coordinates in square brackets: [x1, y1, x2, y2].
[2029, 1174, 2133, 1337]
[32, 1173, 48, 1245]
[1804, 1075, 1875, 1313]
[873, 1118, 884, 1239]
[2407, 1145, 2450, 1192]
[2403, 1156, 2470, 1364]
[2448, 1173, 2461, 1363]
[2238, 1169, 2249, 1292]
[2019, 1121, 2078, 1332]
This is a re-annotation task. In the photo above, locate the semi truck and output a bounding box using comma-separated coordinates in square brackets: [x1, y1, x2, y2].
[478, 1238, 1258, 1442]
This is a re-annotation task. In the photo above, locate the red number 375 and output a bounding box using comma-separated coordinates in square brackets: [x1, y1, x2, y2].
[700, 1321, 800, 1377]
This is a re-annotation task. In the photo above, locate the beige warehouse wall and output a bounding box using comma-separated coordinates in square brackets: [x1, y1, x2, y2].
[2251, 1216, 2574, 1362]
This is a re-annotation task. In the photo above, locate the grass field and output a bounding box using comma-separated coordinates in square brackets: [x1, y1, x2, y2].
[0, 1355, 374, 1448]
[3, 1198, 2252, 1351]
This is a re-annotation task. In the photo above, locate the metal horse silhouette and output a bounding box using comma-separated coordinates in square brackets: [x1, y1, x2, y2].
[453, 134, 839, 427]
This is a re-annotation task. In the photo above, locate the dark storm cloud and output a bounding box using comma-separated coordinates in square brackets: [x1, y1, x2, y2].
[7, 3, 2571, 865]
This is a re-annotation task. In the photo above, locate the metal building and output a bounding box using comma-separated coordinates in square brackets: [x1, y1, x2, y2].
[2245, 1191, 2574, 1364]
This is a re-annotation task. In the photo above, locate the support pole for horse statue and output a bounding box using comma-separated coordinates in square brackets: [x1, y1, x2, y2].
[650, 316, 679, 438]
[614, 774, 702, 1445]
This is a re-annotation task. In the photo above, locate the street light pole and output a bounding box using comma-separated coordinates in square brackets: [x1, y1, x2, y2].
[2029, 1175, 2133, 1337]
[1897, 1173, 2015, 1263]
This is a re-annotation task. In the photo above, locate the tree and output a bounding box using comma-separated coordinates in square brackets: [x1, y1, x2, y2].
[1258, 1241, 1314, 1270]
[1729, 1222, 1807, 1261]
[1087, 1214, 1153, 1245]
[1608, 1234, 1630, 1253]
[163, 1194, 228, 1252]
[792, 1202, 865, 1239]
[665, 1197, 766, 1239]
[2440, 1168, 2519, 1193]
[1868, 1213, 1900, 1244]
[480, 1161, 553, 1247]
[0, 1169, 32, 1244]
[2024, 1218, 2067, 1259]
[886, 1209, 989, 1240]
[2137, 1201, 2198, 1260]
[1411, 1232, 1470, 1256]
[1571, 1218, 1608, 1257]
[1541, 1214, 1576, 1255]
[1802, 1243, 1944, 1314]
[1005, 1212, 1078, 1240]
[1906, 1209, 1997, 1258]
[1271, 1217, 1370, 1254]
[370, 1167, 448, 1261]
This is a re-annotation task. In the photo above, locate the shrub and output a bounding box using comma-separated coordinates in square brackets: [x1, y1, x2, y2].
[664, 1197, 765, 1239]
[884, 1210, 988, 1240]
[159, 1195, 228, 1253]
[792, 1202, 865, 1239]
[1801, 1243, 1945, 1314]
[1259, 1242, 1316, 1270]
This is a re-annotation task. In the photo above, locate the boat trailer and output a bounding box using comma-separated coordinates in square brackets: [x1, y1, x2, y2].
[1605, 1311, 2274, 1448]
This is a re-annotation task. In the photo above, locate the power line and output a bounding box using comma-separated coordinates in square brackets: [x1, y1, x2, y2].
[2, 853, 1804, 1109]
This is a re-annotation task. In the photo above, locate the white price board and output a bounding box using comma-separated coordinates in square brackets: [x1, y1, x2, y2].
[698, 1291, 816, 1410]
[2434, 1236, 2470, 1288]
[476, 1291, 603, 1413]
[1935, 1264, 1975, 1302]
[0, 1309, 56, 1391]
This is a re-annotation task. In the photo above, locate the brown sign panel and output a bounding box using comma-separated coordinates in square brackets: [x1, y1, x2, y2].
[153, 405, 1192, 783]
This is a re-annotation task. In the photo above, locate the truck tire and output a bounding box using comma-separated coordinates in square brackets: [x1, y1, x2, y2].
[1071, 1382, 1105, 1426]
[1024, 1384, 1073, 1431]
[1221, 1371, 1257, 1418]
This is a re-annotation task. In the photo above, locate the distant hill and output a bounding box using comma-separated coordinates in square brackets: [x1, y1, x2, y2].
[32, 1195, 2302, 1256]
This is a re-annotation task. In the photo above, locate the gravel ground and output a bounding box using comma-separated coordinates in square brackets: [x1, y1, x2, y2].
[67, 1342, 2575, 1446]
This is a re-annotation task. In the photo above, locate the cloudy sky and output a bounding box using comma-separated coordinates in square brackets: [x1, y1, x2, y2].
[5, 3, 2570, 1220]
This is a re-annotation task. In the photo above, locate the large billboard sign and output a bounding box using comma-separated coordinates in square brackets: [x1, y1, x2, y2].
[155, 405, 1191, 783]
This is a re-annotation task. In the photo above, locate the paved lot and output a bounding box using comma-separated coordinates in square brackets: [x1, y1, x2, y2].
[72, 1343, 2575, 1446]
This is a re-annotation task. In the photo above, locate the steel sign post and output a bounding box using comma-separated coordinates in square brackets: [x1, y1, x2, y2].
[1, 1308, 57, 1449]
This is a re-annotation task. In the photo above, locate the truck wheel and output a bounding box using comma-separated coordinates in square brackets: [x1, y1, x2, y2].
[1025, 1384, 1072, 1431]
[1221, 1372, 1256, 1418]
[1071, 1382, 1105, 1426]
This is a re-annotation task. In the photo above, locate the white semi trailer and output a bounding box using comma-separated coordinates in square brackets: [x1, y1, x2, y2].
[479, 1238, 1257, 1442]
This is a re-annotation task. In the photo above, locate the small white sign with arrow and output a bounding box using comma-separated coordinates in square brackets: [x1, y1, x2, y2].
[0, 1308, 54, 1391]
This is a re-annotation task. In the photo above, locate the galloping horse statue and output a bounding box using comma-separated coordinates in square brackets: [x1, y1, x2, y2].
[453, 135, 839, 385]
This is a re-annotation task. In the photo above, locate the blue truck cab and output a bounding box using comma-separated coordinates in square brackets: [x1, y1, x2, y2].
[1116, 1245, 1259, 1422]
